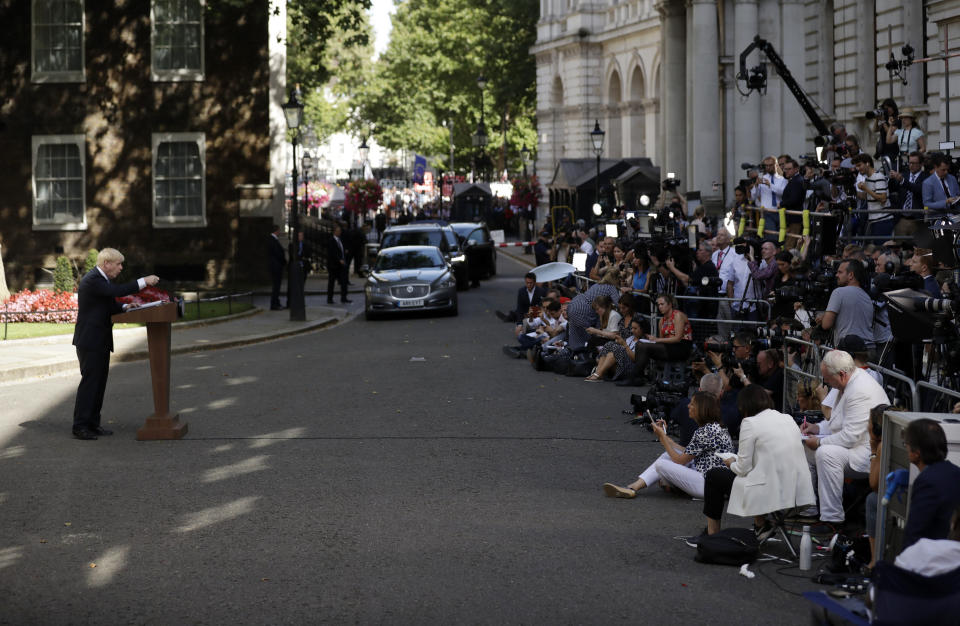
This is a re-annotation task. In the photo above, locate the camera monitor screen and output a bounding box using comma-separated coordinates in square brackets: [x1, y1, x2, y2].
[572, 252, 588, 272]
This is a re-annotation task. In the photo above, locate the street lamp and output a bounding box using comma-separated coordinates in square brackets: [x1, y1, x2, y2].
[473, 74, 488, 181]
[358, 138, 370, 169]
[302, 153, 312, 216]
[590, 120, 605, 220]
[282, 86, 306, 321]
[521, 145, 530, 178]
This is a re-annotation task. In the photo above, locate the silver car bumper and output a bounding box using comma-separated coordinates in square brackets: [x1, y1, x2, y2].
[365, 285, 458, 313]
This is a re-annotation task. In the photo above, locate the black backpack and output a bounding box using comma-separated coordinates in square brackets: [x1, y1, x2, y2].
[694, 528, 759, 566]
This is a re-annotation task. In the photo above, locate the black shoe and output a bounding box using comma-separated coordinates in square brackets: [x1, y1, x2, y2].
[72, 428, 98, 440]
[92, 427, 113, 436]
[684, 528, 708, 547]
[341, 298, 353, 303]
[502, 345, 522, 358]
[495, 310, 510, 322]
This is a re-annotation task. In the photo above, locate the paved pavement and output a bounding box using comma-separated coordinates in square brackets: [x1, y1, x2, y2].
[0, 245, 821, 624]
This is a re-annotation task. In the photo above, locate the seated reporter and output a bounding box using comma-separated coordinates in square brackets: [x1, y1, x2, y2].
[586, 317, 645, 382]
[801, 349, 889, 532]
[902, 418, 960, 548]
[603, 391, 734, 499]
[630, 294, 693, 374]
[699, 385, 816, 539]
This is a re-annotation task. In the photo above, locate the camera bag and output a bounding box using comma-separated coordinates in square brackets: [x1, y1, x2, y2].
[694, 528, 759, 566]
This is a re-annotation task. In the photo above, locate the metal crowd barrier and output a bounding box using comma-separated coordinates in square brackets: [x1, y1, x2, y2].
[916, 381, 960, 413]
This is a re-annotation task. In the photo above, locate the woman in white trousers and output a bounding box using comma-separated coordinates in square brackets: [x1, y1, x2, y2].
[603, 392, 735, 499]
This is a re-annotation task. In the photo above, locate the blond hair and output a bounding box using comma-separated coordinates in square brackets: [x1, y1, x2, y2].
[97, 248, 124, 265]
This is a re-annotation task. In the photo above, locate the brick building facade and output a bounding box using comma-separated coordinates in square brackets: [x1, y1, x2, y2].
[0, 0, 288, 289]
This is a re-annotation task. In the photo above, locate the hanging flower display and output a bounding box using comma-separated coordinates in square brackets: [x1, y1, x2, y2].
[299, 181, 333, 215]
[510, 175, 541, 210]
[344, 179, 383, 216]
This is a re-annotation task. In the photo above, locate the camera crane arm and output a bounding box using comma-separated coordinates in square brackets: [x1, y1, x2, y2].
[738, 35, 831, 141]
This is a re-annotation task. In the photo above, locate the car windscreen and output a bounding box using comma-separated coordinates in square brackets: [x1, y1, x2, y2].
[452, 225, 489, 243]
[381, 231, 444, 249]
[375, 249, 445, 271]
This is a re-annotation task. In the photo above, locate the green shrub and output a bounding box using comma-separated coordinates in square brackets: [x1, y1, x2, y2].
[53, 256, 75, 293]
[83, 249, 98, 274]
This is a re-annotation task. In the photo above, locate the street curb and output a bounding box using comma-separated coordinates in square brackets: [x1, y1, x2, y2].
[0, 312, 349, 384]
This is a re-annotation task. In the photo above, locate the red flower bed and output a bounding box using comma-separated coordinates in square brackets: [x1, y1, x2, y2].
[3, 290, 79, 322]
[116, 286, 171, 307]
[2, 286, 171, 323]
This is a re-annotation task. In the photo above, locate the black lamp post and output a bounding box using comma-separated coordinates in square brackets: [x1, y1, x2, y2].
[282, 87, 306, 321]
[473, 74, 488, 181]
[521, 144, 530, 178]
[590, 120, 605, 219]
[302, 153, 312, 216]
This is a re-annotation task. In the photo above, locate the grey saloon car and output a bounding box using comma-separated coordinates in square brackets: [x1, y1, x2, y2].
[364, 246, 458, 319]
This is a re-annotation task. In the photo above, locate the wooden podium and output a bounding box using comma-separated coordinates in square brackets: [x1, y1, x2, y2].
[112, 302, 188, 440]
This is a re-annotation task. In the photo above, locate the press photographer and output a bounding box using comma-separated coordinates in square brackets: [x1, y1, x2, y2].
[852, 154, 894, 239]
[663, 240, 719, 321]
[816, 259, 876, 350]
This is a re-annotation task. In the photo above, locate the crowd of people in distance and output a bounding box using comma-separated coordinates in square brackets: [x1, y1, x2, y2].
[493, 99, 960, 610]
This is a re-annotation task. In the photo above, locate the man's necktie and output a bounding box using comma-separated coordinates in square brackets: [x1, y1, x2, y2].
[716, 249, 726, 270]
[942, 177, 951, 201]
[902, 174, 914, 211]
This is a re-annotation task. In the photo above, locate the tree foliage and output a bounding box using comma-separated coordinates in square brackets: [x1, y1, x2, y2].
[352, 0, 539, 175]
[286, 0, 373, 92]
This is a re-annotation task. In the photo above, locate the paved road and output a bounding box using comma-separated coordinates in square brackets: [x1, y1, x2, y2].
[0, 251, 816, 624]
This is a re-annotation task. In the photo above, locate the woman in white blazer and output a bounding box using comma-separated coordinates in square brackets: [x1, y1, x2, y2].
[698, 385, 816, 539]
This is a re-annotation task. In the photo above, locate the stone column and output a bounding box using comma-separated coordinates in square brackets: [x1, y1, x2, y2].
[733, 0, 761, 166]
[657, 0, 687, 184]
[902, 1, 924, 107]
[781, 0, 805, 154]
[689, 0, 721, 196]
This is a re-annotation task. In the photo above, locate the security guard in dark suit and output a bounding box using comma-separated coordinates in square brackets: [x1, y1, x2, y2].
[72, 248, 159, 440]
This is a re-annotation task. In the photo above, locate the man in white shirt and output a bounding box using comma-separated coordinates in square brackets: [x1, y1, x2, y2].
[853, 153, 893, 240]
[750, 156, 787, 233]
[720, 241, 756, 320]
[801, 350, 889, 530]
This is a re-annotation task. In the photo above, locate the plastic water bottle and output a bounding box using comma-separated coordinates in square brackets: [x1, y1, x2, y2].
[799, 525, 813, 571]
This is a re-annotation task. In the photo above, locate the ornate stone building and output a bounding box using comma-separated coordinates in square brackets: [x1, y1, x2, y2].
[533, 0, 960, 220]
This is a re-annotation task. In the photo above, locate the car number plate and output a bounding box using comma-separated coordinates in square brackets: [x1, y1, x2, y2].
[398, 299, 424, 308]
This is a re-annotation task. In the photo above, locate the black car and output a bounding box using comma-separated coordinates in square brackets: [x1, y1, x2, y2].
[379, 223, 470, 290]
[450, 222, 497, 281]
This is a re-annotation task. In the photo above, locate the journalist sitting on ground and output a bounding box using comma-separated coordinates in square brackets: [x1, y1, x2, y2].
[586, 317, 646, 383]
[800, 349, 889, 533]
[564, 268, 621, 350]
[630, 293, 693, 375]
[669, 372, 727, 445]
[603, 391, 734, 499]
[697, 385, 816, 541]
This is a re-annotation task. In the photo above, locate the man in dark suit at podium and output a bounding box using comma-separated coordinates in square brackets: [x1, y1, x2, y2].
[72, 248, 159, 440]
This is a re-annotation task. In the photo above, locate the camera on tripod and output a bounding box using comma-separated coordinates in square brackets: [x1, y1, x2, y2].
[662, 173, 682, 192]
[629, 380, 689, 430]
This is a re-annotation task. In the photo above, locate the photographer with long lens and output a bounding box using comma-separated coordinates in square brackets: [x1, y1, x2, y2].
[721, 237, 762, 322]
[817, 259, 876, 350]
[750, 156, 786, 233]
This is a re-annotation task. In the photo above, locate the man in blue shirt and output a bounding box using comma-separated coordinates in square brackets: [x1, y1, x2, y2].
[921, 154, 960, 214]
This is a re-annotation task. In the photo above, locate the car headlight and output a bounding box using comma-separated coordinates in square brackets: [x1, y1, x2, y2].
[366, 282, 389, 296]
[450, 254, 466, 264]
[436, 274, 456, 289]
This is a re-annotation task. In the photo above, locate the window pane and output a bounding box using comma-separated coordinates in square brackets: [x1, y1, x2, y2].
[153, 0, 202, 72]
[35, 139, 83, 224]
[154, 139, 203, 222]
